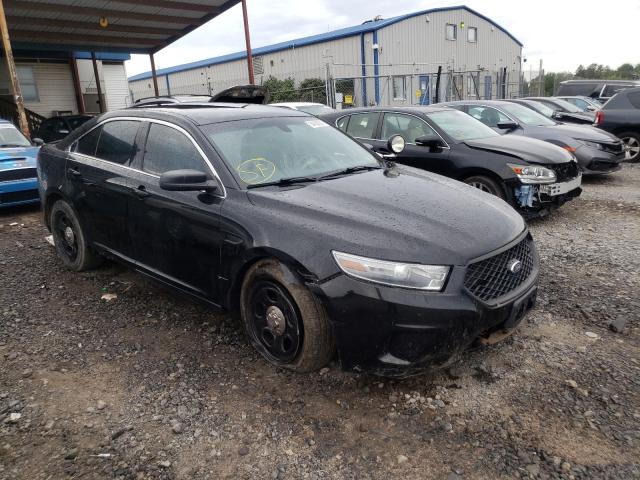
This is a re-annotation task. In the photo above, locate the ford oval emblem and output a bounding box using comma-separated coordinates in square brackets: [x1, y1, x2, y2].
[507, 259, 522, 274]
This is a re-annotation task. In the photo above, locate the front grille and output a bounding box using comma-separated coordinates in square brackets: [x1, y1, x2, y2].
[464, 237, 535, 302]
[549, 162, 579, 182]
[0, 168, 37, 183]
[0, 188, 39, 204]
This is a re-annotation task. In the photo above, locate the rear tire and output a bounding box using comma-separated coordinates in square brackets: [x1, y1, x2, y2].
[619, 132, 640, 162]
[50, 200, 102, 271]
[240, 258, 335, 372]
[464, 175, 506, 200]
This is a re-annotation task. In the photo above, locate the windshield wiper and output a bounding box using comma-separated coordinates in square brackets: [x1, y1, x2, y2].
[246, 175, 319, 189]
[317, 165, 382, 180]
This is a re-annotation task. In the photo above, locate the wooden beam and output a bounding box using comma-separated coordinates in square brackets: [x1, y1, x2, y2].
[108, 0, 218, 13]
[9, 30, 159, 46]
[149, 53, 159, 97]
[4, 1, 204, 24]
[91, 52, 104, 114]
[69, 57, 85, 114]
[7, 16, 183, 36]
[0, 0, 28, 137]
[241, 0, 254, 84]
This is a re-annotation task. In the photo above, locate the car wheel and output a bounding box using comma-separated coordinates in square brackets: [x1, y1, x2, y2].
[240, 258, 335, 372]
[619, 132, 640, 162]
[50, 200, 102, 271]
[464, 175, 506, 200]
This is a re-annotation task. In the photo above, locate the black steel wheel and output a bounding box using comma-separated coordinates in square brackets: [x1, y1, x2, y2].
[50, 200, 102, 271]
[240, 259, 335, 372]
[245, 280, 302, 363]
[464, 175, 506, 200]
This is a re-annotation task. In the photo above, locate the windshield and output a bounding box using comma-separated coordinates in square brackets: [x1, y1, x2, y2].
[502, 103, 556, 126]
[552, 98, 583, 113]
[0, 124, 31, 147]
[296, 105, 334, 115]
[201, 116, 379, 187]
[524, 100, 556, 118]
[427, 109, 498, 141]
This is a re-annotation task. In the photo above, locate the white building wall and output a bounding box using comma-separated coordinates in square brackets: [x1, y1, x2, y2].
[103, 63, 131, 110]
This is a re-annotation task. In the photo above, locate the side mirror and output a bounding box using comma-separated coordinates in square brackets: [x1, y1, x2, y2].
[496, 121, 519, 130]
[362, 143, 375, 151]
[159, 169, 217, 192]
[551, 111, 563, 119]
[415, 135, 444, 151]
[586, 106, 596, 112]
[32, 138, 44, 146]
[387, 135, 405, 154]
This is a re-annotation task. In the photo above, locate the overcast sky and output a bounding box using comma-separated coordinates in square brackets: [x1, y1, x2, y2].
[125, 0, 640, 77]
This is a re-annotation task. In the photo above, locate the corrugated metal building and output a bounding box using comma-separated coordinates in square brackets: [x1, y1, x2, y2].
[128, 5, 523, 106]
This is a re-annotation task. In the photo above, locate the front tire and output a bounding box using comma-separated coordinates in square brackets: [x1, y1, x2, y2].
[240, 259, 335, 372]
[50, 200, 102, 271]
[464, 175, 506, 200]
[619, 132, 640, 162]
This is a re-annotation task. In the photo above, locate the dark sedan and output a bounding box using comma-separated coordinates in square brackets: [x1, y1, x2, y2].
[595, 87, 640, 162]
[320, 106, 581, 219]
[32, 115, 92, 143]
[38, 105, 538, 376]
[441, 100, 625, 175]
[522, 97, 595, 125]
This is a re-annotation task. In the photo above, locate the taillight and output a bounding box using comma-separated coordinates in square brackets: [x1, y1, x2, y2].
[595, 110, 604, 125]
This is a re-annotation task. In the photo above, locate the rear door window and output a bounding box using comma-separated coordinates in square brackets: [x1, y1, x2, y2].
[95, 120, 140, 165]
[602, 84, 634, 98]
[142, 123, 206, 175]
[345, 112, 380, 139]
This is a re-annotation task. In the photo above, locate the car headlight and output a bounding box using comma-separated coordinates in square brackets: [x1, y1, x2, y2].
[332, 251, 450, 291]
[507, 163, 556, 184]
[581, 140, 603, 150]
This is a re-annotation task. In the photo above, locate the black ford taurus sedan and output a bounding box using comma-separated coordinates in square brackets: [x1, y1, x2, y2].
[320, 106, 581, 219]
[37, 104, 539, 376]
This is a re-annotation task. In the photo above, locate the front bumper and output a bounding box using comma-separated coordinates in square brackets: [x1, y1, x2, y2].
[0, 178, 39, 208]
[575, 146, 624, 175]
[511, 175, 582, 219]
[310, 233, 539, 376]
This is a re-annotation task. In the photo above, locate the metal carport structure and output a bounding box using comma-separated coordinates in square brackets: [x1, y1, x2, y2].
[0, 0, 254, 136]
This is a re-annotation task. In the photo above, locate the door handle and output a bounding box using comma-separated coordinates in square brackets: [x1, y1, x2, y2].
[134, 185, 151, 199]
[67, 167, 82, 177]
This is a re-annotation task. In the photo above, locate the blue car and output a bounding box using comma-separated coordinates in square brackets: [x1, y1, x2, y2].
[0, 120, 40, 208]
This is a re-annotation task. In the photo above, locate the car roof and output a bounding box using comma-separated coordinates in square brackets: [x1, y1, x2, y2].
[321, 105, 452, 116]
[439, 100, 515, 107]
[104, 103, 309, 126]
[560, 79, 640, 85]
[270, 102, 328, 107]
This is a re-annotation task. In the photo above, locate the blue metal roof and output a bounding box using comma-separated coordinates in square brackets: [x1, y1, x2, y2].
[129, 5, 522, 81]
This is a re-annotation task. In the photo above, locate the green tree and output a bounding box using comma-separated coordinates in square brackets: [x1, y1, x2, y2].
[262, 76, 297, 102]
[298, 78, 326, 103]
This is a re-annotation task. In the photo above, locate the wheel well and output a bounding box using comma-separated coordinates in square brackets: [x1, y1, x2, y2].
[458, 169, 506, 187]
[226, 251, 315, 318]
[43, 192, 64, 230]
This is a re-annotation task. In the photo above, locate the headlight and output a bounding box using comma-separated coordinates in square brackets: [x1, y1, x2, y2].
[581, 140, 603, 150]
[507, 163, 556, 184]
[332, 251, 450, 291]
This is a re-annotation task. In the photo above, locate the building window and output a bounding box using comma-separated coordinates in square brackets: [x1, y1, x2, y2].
[468, 27, 477, 43]
[446, 23, 457, 41]
[16, 66, 39, 101]
[392, 76, 406, 100]
[252, 56, 264, 75]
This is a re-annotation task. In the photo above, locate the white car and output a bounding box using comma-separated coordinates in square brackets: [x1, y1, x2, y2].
[270, 102, 334, 116]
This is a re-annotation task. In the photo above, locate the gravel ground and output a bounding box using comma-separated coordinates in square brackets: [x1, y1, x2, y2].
[0, 164, 639, 480]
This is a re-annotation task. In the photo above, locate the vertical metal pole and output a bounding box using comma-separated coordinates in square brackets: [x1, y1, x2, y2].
[434, 66, 442, 104]
[0, 0, 29, 137]
[241, 0, 255, 84]
[149, 53, 159, 97]
[70, 56, 85, 114]
[538, 59, 544, 96]
[91, 52, 104, 113]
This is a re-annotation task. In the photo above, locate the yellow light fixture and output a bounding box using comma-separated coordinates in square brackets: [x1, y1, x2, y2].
[99, 17, 109, 28]
[460, 21, 465, 29]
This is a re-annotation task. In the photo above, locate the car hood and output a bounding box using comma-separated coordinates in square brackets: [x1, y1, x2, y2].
[541, 124, 621, 143]
[0, 146, 38, 171]
[464, 135, 573, 165]
[247, 169, 525, 267]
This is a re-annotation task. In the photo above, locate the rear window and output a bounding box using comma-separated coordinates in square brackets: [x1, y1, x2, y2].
[602, 84, 635, 98]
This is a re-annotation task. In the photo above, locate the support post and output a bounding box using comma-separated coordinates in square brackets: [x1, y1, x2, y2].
[0, 0, 29, 137]
[70, 56, 85, 114]
[149, 52, 159, 97]
[241, 0, 255, 84]
[434, 66, 442, 104]
[91, 52, 104, 113]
